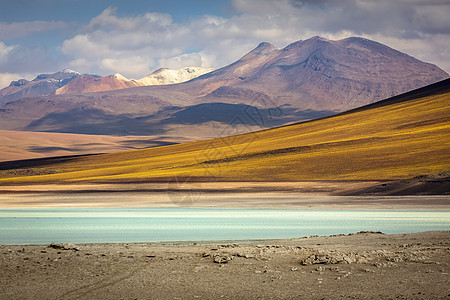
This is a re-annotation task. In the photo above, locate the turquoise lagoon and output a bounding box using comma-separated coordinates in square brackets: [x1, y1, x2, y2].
[0, 208, 449, 245]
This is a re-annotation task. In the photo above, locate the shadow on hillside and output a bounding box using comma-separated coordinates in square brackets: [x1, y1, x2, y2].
[25, 103, 335, 136]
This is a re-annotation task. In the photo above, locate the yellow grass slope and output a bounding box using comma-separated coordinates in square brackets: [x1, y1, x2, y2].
[1, 79, 449, 183]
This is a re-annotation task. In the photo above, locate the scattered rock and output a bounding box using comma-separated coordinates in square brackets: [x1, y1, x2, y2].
[235, 252, 255, 259]
[356, 231, 384, 235]
[213, 255, 233, 264]
[301, 252, 362, 265]
[49, 243, 80, 251]
[374, 261, 397, 268]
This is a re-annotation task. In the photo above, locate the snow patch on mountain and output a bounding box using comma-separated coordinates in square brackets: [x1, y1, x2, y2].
[139, 67, 214, 85]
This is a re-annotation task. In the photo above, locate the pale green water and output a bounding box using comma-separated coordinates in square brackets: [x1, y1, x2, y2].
[0, 208, 449, 244]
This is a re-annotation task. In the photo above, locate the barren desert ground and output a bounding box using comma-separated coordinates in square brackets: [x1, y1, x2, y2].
[1, 231, 449, 299]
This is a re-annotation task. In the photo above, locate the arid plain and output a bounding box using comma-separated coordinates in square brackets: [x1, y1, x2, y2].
[1, 231, 449, 299]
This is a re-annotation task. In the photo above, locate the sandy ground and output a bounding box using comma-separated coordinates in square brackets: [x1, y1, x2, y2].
[1, 231, 449, 299]
[1, 192, 450, 210]
[1, 181, 449, 210]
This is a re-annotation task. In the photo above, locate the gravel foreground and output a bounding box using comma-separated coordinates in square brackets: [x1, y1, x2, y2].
[1, 231, 449, 299]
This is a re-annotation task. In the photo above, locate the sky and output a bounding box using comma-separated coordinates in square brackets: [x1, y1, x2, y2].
[1, 0, 449, 88]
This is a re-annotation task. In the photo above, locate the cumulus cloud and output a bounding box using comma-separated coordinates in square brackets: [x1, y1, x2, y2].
[0, 42, 15, 62]
[0, 73, 23, 89]
[61, 7, 189, 78]
[58, 1, 450, 79]
[60, 5, 303, 78]
[157, 52, 211, 70]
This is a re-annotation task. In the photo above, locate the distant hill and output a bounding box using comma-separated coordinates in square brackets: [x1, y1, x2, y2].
[0, 36, 447, 140]
[0, 67, 215, 101]
[55, 73, 144, 94]
[0, 69, 80, 105]
[1, 78, 448, 183]
[0, 130, 185, 163]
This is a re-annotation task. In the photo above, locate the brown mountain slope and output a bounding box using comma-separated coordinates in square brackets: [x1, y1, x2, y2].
[184, 36, 448, 109]
[0, 78, 448, 184]
[55, 74, 144, 94]
[0, 69, 80, 105]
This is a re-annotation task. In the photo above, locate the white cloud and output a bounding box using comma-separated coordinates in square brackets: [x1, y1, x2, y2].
[0, 42, 15, 62]
[61, 6, 189, 77]
[0, 72, 35, 89]
[157, 52, 216, 70]
[56, 1, 450, 79]
[0, 73, 20, 89]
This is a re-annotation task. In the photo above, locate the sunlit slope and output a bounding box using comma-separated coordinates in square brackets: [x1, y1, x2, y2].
[1, 79, 449, 183]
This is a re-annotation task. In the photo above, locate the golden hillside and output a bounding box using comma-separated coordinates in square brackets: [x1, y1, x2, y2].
[1, 79, 449, 184]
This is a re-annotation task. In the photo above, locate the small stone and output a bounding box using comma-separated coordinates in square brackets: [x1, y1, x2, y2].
[214, 255, 232, 264]
[49, 243, 79, 251]
[343, 256, 354, 264]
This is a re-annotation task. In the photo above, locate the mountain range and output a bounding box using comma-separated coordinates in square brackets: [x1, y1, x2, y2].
[54, 67, 215, 95]
[0, 67, 215, 104]
[0, 36, 447, 141]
